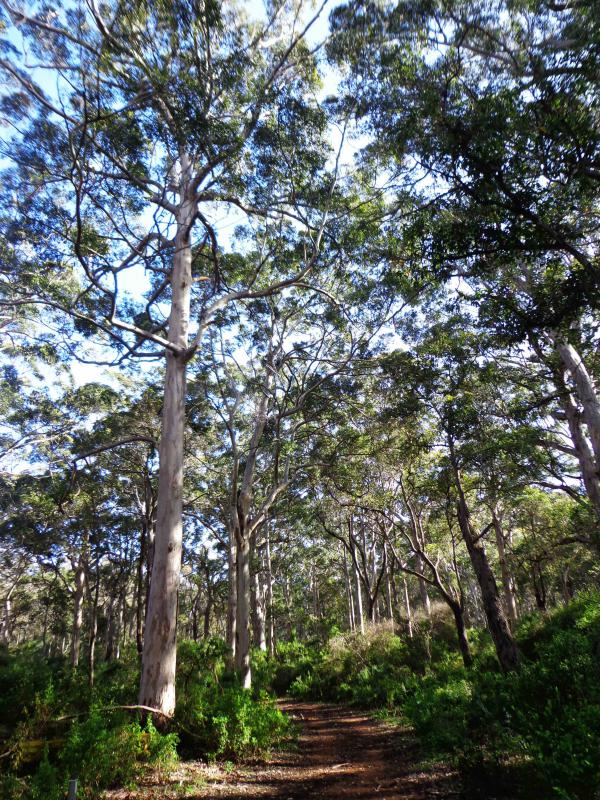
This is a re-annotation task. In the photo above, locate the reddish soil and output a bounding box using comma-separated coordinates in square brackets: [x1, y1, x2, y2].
[107, 701, 461, 800]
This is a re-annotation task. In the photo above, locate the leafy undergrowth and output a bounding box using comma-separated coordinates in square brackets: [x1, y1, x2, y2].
[269, 593, 600, 800]
[2, 595, 598, 800]
[0, 639, 292, 799]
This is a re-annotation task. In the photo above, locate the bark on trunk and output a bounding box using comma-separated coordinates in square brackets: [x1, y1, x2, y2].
[235, 535, 252, 688]
[0, 584, 16, 645]
[557, 342, 600, 462]
[492, 508, 518, 627]
[252, 573, 267, 652]
[384, 543, 394, 622]
[403, 578, 413, 638]
[227, 533, 237, 661]
[71, 556, 86, 668]
[343, 546, 356, 631]
[351, 539, 365, 634]
[450, 599, 472, 668]
[455, 491, 520, 671]
[88, 565, 100, 688]
[416, 556, 432, 617]
[560, 381, 600, 515]
[265, 528, 275, 656]
[203, 590, 212, 639]
[139, 169, 193, 718]
[136, 520, 147, 657]
[532, 562, 547, 610]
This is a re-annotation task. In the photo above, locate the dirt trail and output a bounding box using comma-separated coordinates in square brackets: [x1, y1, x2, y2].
[109, 701, 460, 799]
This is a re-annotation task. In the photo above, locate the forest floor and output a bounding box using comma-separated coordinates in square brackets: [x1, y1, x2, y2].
[106, 701, 462, 800]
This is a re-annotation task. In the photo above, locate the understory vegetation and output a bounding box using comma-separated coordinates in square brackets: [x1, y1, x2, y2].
[275, 594, 600, 800]
[1, 0, 599, 798]
[2, 595, 598, 799]
[0, 640, 290, 799]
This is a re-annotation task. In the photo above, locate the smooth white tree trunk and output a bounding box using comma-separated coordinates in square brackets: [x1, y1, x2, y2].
[227, 533, 238, 662]
[353, 548, 365, 634]
[71, 556, 86, 668]
[558, 342, 600, 462]
[139, 167, 193, 717]
[561, 382, 600, 516]
[252, 550, 267, 652]
[265, 527, 275, 656]
[235, 536, 252, 688]
[416, 556, 432, 617]
[403, 578, 413, 638]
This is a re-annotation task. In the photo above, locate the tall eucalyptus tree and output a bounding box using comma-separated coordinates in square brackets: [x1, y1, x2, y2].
[0, 0, 337, 715]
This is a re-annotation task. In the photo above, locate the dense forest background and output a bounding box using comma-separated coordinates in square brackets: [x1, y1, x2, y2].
[0, 0, 599, 798]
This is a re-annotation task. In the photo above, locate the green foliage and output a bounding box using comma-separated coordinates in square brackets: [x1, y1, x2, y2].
[270, 597, 600, 799]
[57, 711, 178, 797]
[269, 639, 326, 696]
[417, 596, 600, 798]
[0, 638, 293, 798]
[0, 646, 54, 726]
[175, 640, 290, 760]
[2, 710, 178, 800]
[199, 688, 290, 760]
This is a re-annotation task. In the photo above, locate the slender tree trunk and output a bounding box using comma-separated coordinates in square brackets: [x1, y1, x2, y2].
[561, 568, 574, 604]
[203, 586, 212, 639]
[136, 521, 147, 657]
[265, 527, 275, 656]
[391, 574, 401, 624]
[384, 543, 394, 622]
[311, 565, 321, 620]
[416, 556, 432, 617]
[235, 534, 252, 688]
[403, 578, 413, 638]
[0, 584, 16, 645]
[42, 600, 49, 656]
[557, 342, 600, 462]
[88, 564, 100, 688]
[367, 594, 376, 624]
[491, 507, 518, 627]
[232, 353, 273, 685]
[227, 531, 238, 662]
[71, 555, 86, 668]
[1, 597, 11, 645]
[343, 546, 355, 631]
[115, 591, 125, 660]
[106, 595, 116, 661]
[449, 446, 520, 672]
[532, 562, 547, 610]
[283, 575, 293, 639]
[449, 599, 472, 668]
[455, 491, 519, 671]
[252, 565, 267, 652]
[190, 584, 202, 642]
[353, 545, 365, 634]
[139, 169, 194, 718]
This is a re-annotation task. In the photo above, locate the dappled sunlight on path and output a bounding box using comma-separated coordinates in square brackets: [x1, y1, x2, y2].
[107, 701, 461, 800]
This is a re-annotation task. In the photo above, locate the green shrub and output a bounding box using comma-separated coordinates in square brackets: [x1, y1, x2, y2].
[270, 639, 324, 695]
[174, 638, 292, 760]
[402, 592, 600, 800]
[1, 705, 178, 800]
[283, 623, 431, 706]
[59, 709, 178, 796]
[177, 683, 290, 760]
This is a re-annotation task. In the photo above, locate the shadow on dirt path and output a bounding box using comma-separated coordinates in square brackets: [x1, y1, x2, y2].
[107, 701, 462, 800]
